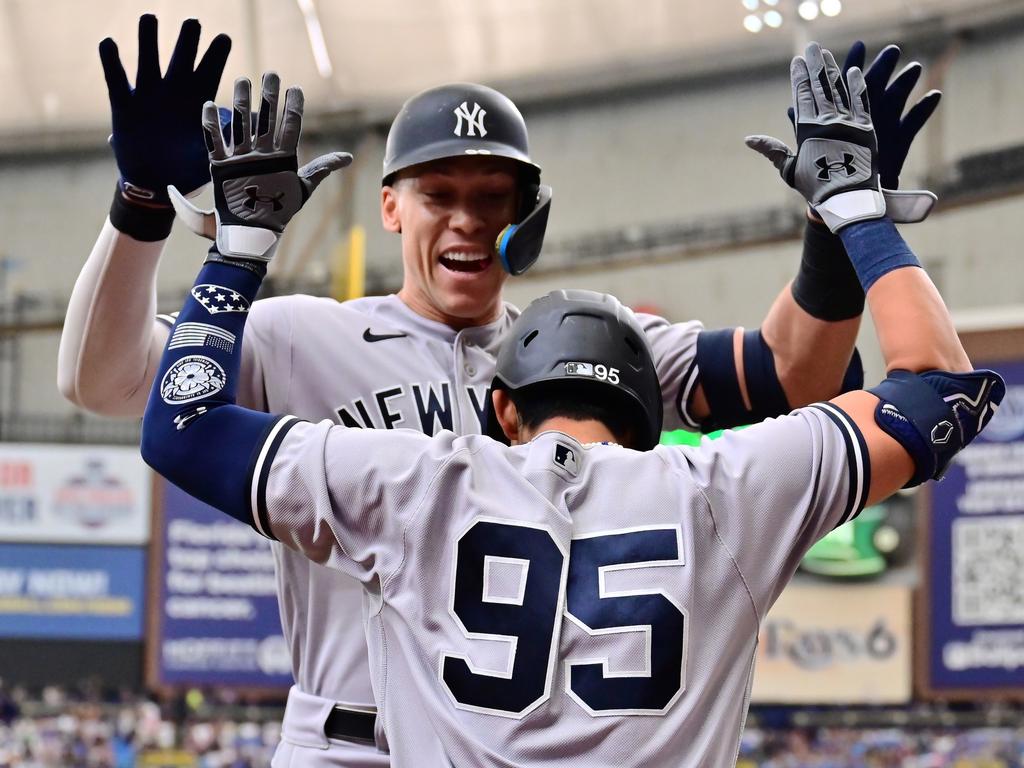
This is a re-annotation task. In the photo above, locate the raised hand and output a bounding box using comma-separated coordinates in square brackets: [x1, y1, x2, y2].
[171, 72, 352, 264]
[747, 42, 885, 233]
[100, 15, 231, 206]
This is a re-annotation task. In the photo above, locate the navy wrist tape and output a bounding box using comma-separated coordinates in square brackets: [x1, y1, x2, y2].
[791, 218, 865, 321]
[838, 218, 921, 293]
[109, 184, 175, 242]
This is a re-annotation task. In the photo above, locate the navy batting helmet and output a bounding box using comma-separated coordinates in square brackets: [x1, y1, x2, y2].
[487, 290, 663, 450]
[382, 83, 552, 276]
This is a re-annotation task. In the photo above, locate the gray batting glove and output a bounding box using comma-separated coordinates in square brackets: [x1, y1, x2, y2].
[746, 42, 885, 233]
[169, 72, 352, 263]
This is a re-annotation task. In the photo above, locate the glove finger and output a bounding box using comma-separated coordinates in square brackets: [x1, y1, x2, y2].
[254, 72, 280, 152]
[885, 62, 922, 116]
[202, 101, 228, 160]
[135, 13, 161, 90]
[194, 33, 233, 97]
[165, 18, 201, 81]
[298, 152, 354, 193]
[846, 66, 871, 126]
[823, 47, 852, 114]
[901, 90, 941, 141]
[232, 77, 253, 152]
[790, 56, 816, 123]
[805, 43, 840, 119]
[277, 86, 305, 154]
[98, 39, 131, 107]
[842, 40, 866, 76]
[786, 106, 796, 130]
[744, 135, 794, 173]
[863, 44, 901, 92]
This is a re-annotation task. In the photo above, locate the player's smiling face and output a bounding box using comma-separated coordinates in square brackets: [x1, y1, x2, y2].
[384, 156, 518, 329]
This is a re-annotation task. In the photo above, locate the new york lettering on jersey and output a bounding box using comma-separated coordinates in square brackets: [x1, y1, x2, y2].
[334, 382, 491, 435]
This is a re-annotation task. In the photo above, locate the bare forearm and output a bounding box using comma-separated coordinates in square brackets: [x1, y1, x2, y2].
[842, 219, 971, 374]
[866, 268, 971, 374]
[58, 218, 171, 416]
[760, 287, 860, 407]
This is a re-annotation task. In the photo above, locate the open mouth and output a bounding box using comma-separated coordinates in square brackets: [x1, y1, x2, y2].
[439, 251, 492, 274]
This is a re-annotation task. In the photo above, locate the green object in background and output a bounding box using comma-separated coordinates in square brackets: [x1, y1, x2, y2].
[800, 505, 888, 577]
[661, 429, 896, 579]
[660, 427, 743, 446]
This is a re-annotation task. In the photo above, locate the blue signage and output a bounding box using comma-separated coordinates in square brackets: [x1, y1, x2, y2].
[0, 543, 145, 639]
[153, 481, 291, 688]
[927, 359, 1024, 693]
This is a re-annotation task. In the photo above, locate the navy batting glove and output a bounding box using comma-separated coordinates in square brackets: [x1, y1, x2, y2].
[844, 41, 942, 188]
[99, 15, 231, 206]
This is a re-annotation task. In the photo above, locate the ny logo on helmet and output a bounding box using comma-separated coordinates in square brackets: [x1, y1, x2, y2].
[244, 185, 285, 212]
[815, 152, 857, 181]
[453, 101, 488, 138]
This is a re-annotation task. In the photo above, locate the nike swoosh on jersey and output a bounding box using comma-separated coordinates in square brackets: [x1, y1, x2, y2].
[363, 328, 409, 343]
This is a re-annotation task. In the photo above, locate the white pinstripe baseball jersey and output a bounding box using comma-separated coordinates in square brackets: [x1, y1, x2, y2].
[245, 402, 867, 767]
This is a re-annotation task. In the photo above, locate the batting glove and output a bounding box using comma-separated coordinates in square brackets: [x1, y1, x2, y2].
[844, 42, 940, 222]
[100, 15, 231, 207]
[747, 42, 885, 233]
[169, 72, 352, 264]
[785, 43, 941, 224]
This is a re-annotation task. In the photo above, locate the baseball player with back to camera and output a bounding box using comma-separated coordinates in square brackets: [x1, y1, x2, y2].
[138, 41, 1004, 766]
[58, 15, 943, 766]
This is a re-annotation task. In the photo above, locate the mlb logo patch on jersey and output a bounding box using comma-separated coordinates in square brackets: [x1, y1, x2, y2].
[553, 442, 579, 476]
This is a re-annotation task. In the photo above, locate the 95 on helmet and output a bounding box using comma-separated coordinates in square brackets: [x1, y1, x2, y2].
[487, 289, 663, 450]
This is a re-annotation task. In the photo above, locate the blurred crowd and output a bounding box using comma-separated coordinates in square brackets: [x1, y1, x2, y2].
[739, 727, 1024, 767]
[1, 682, 1023, 767]
[0, 682, 281, 768]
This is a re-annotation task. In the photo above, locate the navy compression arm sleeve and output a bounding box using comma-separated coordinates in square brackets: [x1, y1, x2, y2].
[140, 259, 299, 534]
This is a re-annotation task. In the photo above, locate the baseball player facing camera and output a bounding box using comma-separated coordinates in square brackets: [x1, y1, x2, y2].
[62, 14, 947, 767]
[138, 46, 1001, 763]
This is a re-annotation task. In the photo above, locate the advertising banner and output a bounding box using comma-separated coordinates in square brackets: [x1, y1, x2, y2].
[923, 358, 1024, 696]
[150, 481, 291, 689]
[751, 583, 912, 703]
[0, 443, 150, 545]
[0, 543, 145, 639]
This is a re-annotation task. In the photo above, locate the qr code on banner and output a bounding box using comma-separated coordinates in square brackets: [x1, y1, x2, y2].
[952, 516, 1024, 626]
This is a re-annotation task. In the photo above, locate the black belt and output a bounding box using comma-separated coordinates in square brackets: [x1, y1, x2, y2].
[324, 705, 377, 744]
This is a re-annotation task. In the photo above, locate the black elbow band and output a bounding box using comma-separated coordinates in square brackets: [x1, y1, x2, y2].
[869, 369, 1006, 487]
[741, 329, 789, 421]
[791, 218, 865, 321]
[695, 329, 789, 431]
[109, 184, 175, 242]
[696, 329, 745, 431]
[840, 348, 865, 394]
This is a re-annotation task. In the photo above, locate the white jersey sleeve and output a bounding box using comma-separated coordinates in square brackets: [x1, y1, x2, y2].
[661, 403, 870, 618]
[57, 220, 170, 416]
[253, 419, 456, 583]
[636, 312, 704, 431]
[58, 219, 270, 416]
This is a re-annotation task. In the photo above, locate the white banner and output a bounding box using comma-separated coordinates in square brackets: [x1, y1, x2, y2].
[0, 443, 151, 544]
[751, 583, 912, 704]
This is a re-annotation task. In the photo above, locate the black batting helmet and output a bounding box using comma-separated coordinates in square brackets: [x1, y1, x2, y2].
[487, 290, 663, 450]
[382, 83, 552, 276]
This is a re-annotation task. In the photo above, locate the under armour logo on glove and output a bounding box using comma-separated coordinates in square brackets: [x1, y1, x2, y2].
[815, 153, 857, 180]
[168, 71, 352, 263]
[745, 42, 885, 232]
[243, 185, 285, 212]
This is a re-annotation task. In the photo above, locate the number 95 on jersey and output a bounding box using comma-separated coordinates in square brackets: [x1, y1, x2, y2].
[441, 518, 686, 718]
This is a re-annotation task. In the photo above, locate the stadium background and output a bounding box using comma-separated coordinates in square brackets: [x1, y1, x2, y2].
[0, 0, 1022, 765]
